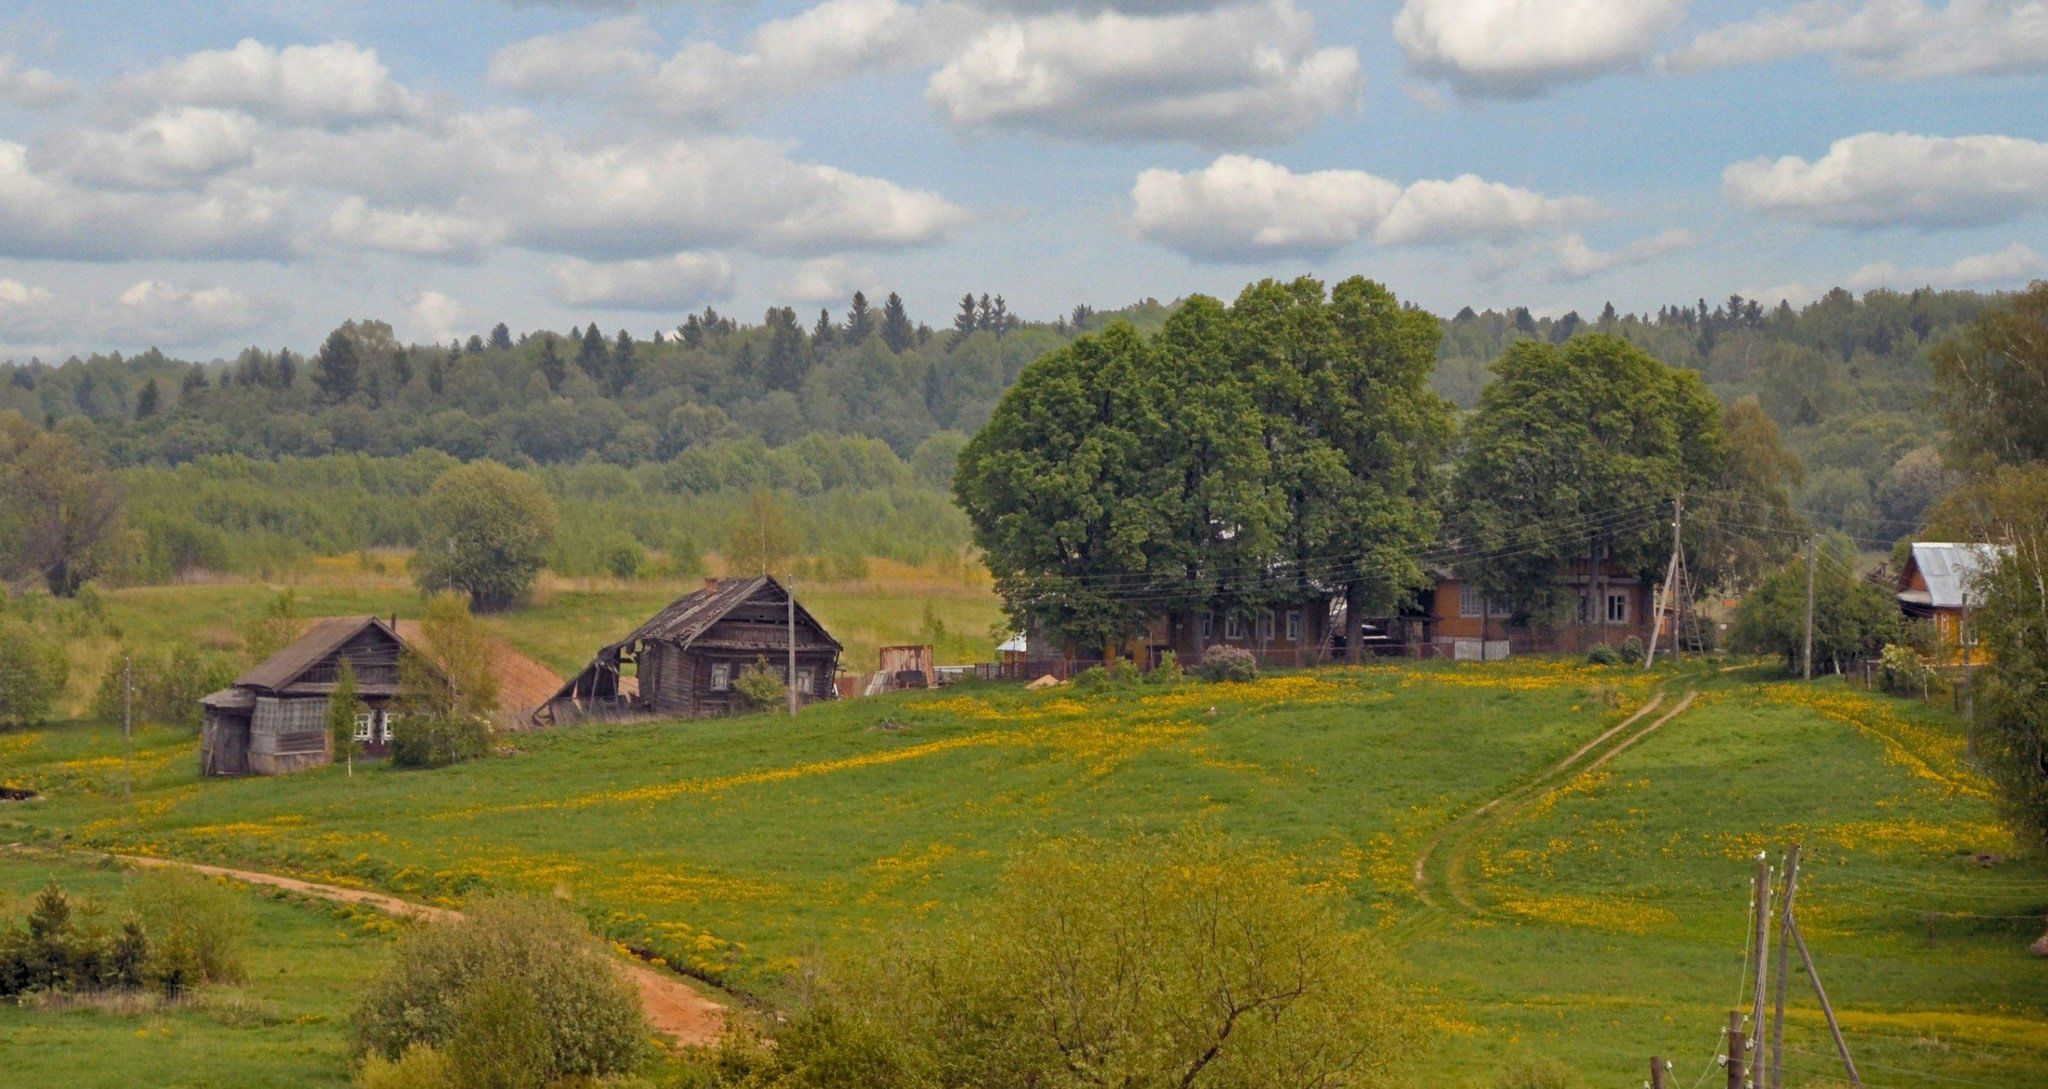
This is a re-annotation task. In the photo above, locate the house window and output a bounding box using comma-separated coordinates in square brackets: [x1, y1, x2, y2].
[1285, 610, 1302, 642]
[795, 668, 815, 694]
[380, 711, 402, 743]
[1257, 611, 1275, 641]
[1201, 614, 1214, 640]
[1458, 585, 1505, 619]
[1224, 615, 1245, 641]
[710, 662, 732, 691]
[1606, 593, 1630, 624]
[352, 712, 375, 742]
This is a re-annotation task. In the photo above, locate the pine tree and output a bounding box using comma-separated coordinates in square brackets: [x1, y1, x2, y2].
[881, 292, 915, 353]
[846, 292, 874, 344]
[537, 335, 566, 393]
[489, 322, 513, 351]
[135, 378, 161, 419]
[611, 329, 636, 394]
[1598, 301, 1618, 325]
[314, 327, 360, 401]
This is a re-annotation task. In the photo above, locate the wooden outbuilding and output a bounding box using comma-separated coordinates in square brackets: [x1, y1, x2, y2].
[542, 575, 841, 723]
[200, 616, 435, 777]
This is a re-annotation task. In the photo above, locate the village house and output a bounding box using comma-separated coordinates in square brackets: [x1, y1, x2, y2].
[200, 617, 428, 777]
[1409, 560, 1660, 659]
[1896, 542, 2009, 663]
[542, 575, 842, 723]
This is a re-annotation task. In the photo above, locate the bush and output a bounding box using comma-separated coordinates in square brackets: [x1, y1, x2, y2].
[732, 658, 787, 712]
[1618, 635, 1645, 661]
[1585, 644, 1622, 666]
[1878, 643, 1946, 697]
[132, 867, 248, 986]
[352, 896, 648, 1084]
[91, 644, 237, 732]
[603, 538, 645, 581]
[389, 714, 491, 769]
[1196, 645, 1258, 683]
[355, 1045, 456, 1089]
[1148, 650, 1183, 686]
[0, 621, 69, 728]
[1495, 1057, 1574, 1089]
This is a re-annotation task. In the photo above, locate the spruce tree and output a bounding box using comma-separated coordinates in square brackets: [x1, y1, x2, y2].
[611, 329, 636, 394]
[489, 322, 513, 351]
[951, 293, 977, 347]
[537, 335, 566, 393]
[881, 292, 915, 353]
[846, 292, 874, 344]
[813, 308, 838, 349]
[576, 322, 608, 385]
[180, 365, 207, 396]
[313, 327, 360, 401]
[275, 348, 296, 389]
[135, 378, 160, 420]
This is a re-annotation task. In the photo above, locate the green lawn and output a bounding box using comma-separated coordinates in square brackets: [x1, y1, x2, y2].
[3, 659, 2042, 1087]
[0, 851, 394, 1089]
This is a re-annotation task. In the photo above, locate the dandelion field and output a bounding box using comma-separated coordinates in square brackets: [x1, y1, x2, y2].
[3, 658, 2044, 1087]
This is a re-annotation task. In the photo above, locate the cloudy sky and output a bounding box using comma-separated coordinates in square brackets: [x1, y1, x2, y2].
[0, 0, 2044, 361]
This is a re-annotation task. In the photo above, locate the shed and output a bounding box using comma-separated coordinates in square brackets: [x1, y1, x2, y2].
[542, 575, 842, 723]
[200, 617, 441, 777]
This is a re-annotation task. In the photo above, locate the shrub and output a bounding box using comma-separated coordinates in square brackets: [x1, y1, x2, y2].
[1148, 651, 1183, 686]
[603, 538, 645, 581]
[132, 868, 248, 986]
[1197, 644, 1258, 683]
[1878, 643, 1946, 697]
[0, 621, 69, 728]
[444, 978, 553, 1089]
[1070, 664, 1112, 694]
[352, 896, 648, 1083]
[732, 658, 788, 713]
[389, 714, 491, 769]
[90, 644, 236, 732]
[1585, 644, 1622, 666]
[1618, 635, 1646, 661]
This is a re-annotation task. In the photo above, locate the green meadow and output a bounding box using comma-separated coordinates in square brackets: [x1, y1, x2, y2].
[4, 656, 2042, 1087]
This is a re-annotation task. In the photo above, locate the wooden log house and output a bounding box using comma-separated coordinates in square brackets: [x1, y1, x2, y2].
[199, 616, 439, 776]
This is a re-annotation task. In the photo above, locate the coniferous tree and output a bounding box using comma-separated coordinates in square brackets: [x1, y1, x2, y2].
[990, 295, 1012, 338]
[391, 348, 413, 389]
[314, 327, 361, 401]
[577, 322, 608, 385]
[180, 365, 207, 396]
[465, 334, 484, 354]
[846, 292, 874, 344]
[951, 293, 978, 347]
[489, 323, 513, 351]
[134, 378, 161, 419]
[976, 293, 994, 331]
[680, 314, 704, 348]
[275, 348, 297, 389]
[611, 330, 636, 394]
[812, 308, 838, 349]
[427, 353, 446, 396]
[537, 335, 566, 393]
[881, 292, 915, 353]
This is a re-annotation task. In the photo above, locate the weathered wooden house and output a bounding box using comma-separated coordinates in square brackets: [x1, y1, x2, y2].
[542, 576, 841, 722]
[200, 616, 436, 777]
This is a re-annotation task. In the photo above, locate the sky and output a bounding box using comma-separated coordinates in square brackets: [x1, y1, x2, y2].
[0, 0, 2044, 361]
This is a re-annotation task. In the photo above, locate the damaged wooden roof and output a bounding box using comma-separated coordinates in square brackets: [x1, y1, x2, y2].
[615, 575, 842, 652]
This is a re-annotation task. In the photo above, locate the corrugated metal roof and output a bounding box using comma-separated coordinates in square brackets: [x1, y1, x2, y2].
[234, 617, 396, 691]
[1904, 543, 2009, 609]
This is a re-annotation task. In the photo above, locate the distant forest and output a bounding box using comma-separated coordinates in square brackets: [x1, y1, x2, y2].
[0, 284, 1997, 581]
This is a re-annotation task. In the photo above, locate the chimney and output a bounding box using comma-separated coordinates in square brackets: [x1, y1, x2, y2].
[703, 576, 721, 593]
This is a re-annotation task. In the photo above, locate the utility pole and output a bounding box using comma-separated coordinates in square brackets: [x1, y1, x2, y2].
[1769, 845, 1803, 1089]
[1802, 536, 1817, 680]
[122, 655, 133, 801]
[1645, 494, 1684, 670]
[786, 575, 799, 717]
[1787, 875, 1862, 1088]
[1726, 1010, 1747, 1089]
[1650, 1056, 1666, 1089]
[1961, 589, 1976, 748]
[1749, 852, 1773, 1089]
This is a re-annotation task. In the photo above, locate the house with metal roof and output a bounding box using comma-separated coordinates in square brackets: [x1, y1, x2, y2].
[199, 616, 432, 777]
[1896, 542, 2010, 657]
[540, 575, 842, 723]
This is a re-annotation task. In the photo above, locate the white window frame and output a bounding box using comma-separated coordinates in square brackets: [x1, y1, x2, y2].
[379, 710, 402, 743]
[1459, 585, 1497, 619]
[795, 667, 815, 694]
[1606, 592, 1630, 625]
[1224, 615, 1245, 641]
[352, 711, 376, 742]
[710, 662, 732, 692]
[1257, 611, 1275, 641]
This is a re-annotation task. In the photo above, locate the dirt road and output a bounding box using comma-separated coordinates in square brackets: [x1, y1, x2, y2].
[116, 853, 727, 1047]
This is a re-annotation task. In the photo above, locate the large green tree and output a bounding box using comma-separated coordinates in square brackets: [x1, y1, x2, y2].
[1969, 491, 2048, 851]
[411, 461, 557, 611]
[1933, 281, 2048, 467]
[1450, 335, 1724, 623]
[1727, 543, 1900, 674]
[1693, 395, 1806, 593]
[0, 412, 126, 596]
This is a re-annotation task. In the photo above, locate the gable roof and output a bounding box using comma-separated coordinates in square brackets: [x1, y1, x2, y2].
[620, 575, 842, 652]
[235, 616, 403, 691]
[1901, 543, 2010, 609]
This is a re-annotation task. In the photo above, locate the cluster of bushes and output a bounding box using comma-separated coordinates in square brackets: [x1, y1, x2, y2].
[0, 620, 68, 728]
[388, 715, 491, 769]
[351, 897, 648, 1089]
[89, 645, 237, 732]
[732, 659, 790, 713]
[1584, 636, 1646, 666]
[0, 871, 246, 1002]
[1066, 647, 1255, 693]
[1877, 643, 1950, 697]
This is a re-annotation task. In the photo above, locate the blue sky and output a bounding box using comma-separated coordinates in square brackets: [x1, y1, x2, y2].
[0, 0, 2044, 360]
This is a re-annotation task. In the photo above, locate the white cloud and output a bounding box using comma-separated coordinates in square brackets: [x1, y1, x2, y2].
[486, 15, 658, 96]
[644, 0, 936, 126]
[0, 141, 292, 260]
[1128, 155, 1585, 260]
[325, 197, 503, 260]
[1847, 242, 2047, 289]
[34, 108, 260, 190]
[1723, 131, 2048, 228]
[0, 278, 59, 342]
[407, 291, 467, 343]
[112, 280, 268, 345]
[1395, 0, 1686, 98]
[1550, 227, 1696, 280]
[0, 53, 76, 108]
[1668, 1, 2048, 79]
[119, 39, 426, 126]
[552, 252, 735, 309]
[780, 256, 876, 303]
[928, 0, 1360, 144]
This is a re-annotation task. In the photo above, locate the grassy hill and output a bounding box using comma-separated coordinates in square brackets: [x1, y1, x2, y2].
[2, 659, 2042, 1087]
